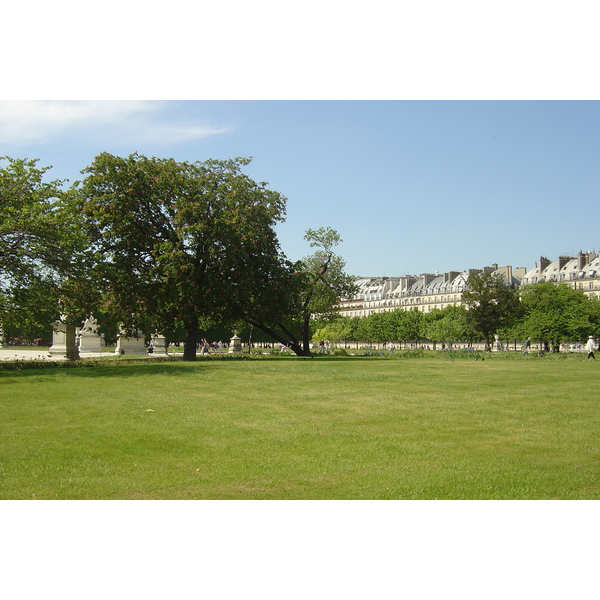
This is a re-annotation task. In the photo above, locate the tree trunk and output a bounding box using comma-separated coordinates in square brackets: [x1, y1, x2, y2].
[484, 334, 491, 352]
[183, 318, 198, 361]
[247, 321, 309, 356]
[301, 314, 311, 356]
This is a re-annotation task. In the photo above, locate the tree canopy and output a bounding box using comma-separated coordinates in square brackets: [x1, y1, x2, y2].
[71, 153, 290, 360]
[237, 227, 357, 356]
[0, 157, 84, 335]
[515, 282, 600, 350]
[462, 271, 521, 350]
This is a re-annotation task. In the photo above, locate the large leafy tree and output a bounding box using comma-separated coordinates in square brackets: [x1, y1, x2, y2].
[72, 153, 289, 361]
[0, 157, 83, 336]
[461, 271, 521, 351]
[236, 227, 357, 356]
[515, 282, 600, 351]
[296, 228, 357, 350]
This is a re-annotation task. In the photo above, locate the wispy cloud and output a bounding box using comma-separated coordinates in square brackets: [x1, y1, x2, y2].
[0, 101, 230, 146]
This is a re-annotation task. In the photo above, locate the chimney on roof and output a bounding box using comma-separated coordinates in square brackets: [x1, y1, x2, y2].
[539, 256, 551, 271]
[578, 251, 590, 270]
[558, 256, 572, 270]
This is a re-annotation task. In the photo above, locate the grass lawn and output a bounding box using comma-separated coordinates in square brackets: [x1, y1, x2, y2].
[1, 354, 598, 499]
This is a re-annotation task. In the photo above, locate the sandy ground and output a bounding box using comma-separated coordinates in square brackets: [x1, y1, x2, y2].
[0, 348, 118, 361]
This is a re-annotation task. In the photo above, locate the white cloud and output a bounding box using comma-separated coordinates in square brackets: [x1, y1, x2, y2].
[0, 101, 230, 146]
[130, 122, 231, 145]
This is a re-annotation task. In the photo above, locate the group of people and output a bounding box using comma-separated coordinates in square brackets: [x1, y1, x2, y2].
[318, 340, 330, 354]
[523, 336, 598, 359]
[198, 339, 222, 354]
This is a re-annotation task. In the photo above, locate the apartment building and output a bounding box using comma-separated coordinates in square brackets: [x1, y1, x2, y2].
[338, 264, 526, 318]
[339, 250, 600, 319]
[521, 252, 600, 298]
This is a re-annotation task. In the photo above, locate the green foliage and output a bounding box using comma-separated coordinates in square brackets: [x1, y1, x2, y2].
[299, 227, 357, 320]
[256, 227, 357, 356]
[440, 348, 486, 361]
[395, 348, 425, 359]
[71, 153, 291, 360]
[423, 305, 469, 346]
[0, 157, 85, 332]
[515, 282, 600, 348]
[312, 317, 354, 345]
[462, 271, 521, 350]
[353, 308, 425, 345]
[330, 347, 349, 356]
[393, 308, 425, 343]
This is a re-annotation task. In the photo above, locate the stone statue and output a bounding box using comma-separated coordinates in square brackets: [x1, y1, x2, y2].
[81, 314, 99, 335]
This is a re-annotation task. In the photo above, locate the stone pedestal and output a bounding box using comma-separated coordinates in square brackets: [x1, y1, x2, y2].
[150, 333, 169, 357]
[48, 322, 80, 361]
[78, 332, 102, 353]
[115, 335, 146, 355]
[228, 333, 243, 353]
[492, 334, 502, 352]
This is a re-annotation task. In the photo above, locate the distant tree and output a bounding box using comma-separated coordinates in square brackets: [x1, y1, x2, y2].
[515, 282, 600, 351]
[71, 153, 289, 361]
[392, 308, 425, 348]
[353, 314, 373, 346]
[423, 305, 468, 348]
[243, 227, 357, 356]
[312, 316, 354, 348]
[359, 312, 393, 345]
[461, 271, 521, 351]
[295, 227, 357, 350]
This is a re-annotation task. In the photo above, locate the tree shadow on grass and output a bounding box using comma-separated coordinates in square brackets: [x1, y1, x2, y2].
[0, 353, 388, 380]
[0, 359, 205, 380]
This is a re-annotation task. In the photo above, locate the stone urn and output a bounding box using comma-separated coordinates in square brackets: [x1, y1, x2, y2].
[228, 332, 243, 353]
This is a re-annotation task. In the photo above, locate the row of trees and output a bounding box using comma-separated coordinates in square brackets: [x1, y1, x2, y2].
[3, 155, 598, 357]
[313, 273, 600, 352]
[0, 155, 356, 359]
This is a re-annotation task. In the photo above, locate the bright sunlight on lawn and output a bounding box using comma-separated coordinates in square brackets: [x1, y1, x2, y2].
[1, 354, 598, 499]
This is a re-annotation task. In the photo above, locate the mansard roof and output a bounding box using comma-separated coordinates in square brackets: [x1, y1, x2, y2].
[523, 252, 599, 284]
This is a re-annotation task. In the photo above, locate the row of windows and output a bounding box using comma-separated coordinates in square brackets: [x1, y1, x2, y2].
[340, 283, 600, 318]
[525, 271, 599, 285]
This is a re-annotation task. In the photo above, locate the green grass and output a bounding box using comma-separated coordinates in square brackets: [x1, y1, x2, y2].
[1, 355, 598, 499]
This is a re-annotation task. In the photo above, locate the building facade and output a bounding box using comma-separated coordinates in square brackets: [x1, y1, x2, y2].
[338, 251, 600, 318]
[521, 252, 600, 298]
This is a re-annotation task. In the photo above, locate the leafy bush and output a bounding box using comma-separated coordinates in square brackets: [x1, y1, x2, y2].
[441, 349, 485, 361]
[396, 349, 425, 359]
[0, 359, 96, 372]
[331, 348, 348, 356]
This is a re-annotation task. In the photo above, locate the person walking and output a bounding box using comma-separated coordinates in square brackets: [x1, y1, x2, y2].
[586, 335, 596, 360]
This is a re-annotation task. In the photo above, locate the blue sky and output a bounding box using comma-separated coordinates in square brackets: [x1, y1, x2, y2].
[1, 100, 598, 277]
[3, 2, 598, 591]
